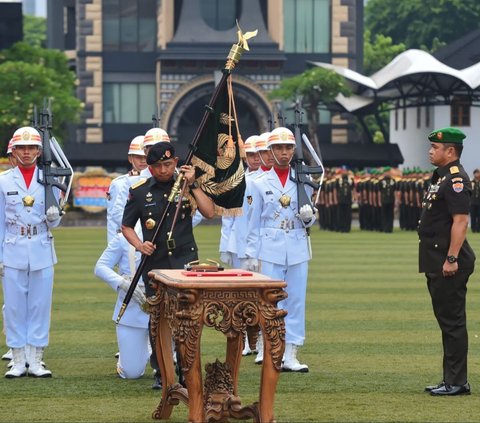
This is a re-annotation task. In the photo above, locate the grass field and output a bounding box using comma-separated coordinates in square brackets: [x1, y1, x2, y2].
[1, 225, 480, 422]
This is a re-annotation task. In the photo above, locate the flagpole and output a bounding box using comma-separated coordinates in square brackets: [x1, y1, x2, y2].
[116, 26, 257, 324]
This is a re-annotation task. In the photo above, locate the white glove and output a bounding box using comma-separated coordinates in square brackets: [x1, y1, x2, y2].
[220, 252, 233, 266]
[243, 258, 259, 272]
[118, 278, 146, 306]
[46, 206, 60, 222]
[299, 204, 314, 223]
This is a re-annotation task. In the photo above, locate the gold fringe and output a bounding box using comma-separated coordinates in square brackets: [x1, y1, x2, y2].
[214, 204, 244, 217]
[192, 156, 215, 177]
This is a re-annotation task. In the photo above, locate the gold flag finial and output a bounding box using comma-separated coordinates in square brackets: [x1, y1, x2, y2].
[225, 21, 257, 70]
[236, 21, 258, 51]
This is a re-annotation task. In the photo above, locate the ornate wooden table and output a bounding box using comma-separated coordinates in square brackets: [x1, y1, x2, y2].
[147, 268, 287, 423]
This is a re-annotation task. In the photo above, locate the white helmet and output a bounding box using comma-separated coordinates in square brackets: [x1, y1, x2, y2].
[244, 135, 260, 154]
[267, 127, 295, 148]
[143, 127, 170, 148]
[128, 136, 145, 156]
[11, 126, 42, 148]
[6, 139, 14, 155]
[255, 132, 271, 152]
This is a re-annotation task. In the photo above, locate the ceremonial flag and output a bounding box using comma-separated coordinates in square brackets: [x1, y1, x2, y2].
[191, 72, 246, 216]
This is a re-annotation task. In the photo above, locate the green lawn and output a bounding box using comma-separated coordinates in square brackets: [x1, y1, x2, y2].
[1, 225, 480, 422]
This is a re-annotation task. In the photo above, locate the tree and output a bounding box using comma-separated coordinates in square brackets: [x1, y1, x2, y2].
[269, 67, 351, 154]
[23, 15, 47, 48]
[0, 42, 82, 152]
[366, 0, 480, 52]
[364, 30, 406, 75]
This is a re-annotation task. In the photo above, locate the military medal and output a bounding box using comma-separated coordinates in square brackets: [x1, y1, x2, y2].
[279, 194, 291, 208]
[145, 218, 156, 230]
[146, 192, 153, 202]
[22, 195, 35, 207]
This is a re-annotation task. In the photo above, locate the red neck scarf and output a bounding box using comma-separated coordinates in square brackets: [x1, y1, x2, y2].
[260, 165, 270, 173]
[274, 166, 290, 187]
[18, 165, 36, 189]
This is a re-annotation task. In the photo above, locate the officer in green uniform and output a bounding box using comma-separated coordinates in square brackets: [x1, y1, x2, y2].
[378, 167, 395, 232]
[336, 169, 353, 232]
[470, 169, 480, 232]
[122, 142, 215, 295]
[419, 127, 476, 396]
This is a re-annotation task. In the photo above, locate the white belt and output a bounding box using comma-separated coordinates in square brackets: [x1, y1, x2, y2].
[7, 223, 49, 237]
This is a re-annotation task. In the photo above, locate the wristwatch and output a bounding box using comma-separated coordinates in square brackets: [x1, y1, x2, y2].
[189, 180, 199, 190]
[447, 255, 458, 264]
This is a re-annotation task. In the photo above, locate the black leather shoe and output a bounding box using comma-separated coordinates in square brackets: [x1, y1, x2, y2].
[152, 372, 162, 390]
[425, 382, 444, 392]
[430, 382, 471, 396]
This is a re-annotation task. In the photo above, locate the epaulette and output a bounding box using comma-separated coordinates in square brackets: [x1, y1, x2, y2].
[0, 168, 12, 176]
[450, 166, 459, 174]
[131, 178, 147, 190]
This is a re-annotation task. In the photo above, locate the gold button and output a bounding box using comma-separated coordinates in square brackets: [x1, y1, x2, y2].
[168, 251, 172, 256]
[434, 244, 438, 248]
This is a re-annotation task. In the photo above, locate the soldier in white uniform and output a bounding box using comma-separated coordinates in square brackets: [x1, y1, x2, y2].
[245, 127, 315, 372]
[2, 139, 16, 364]
[106, 136, 147, 243]
[0, 126, 62, 378]
[94, 230, 150, 379]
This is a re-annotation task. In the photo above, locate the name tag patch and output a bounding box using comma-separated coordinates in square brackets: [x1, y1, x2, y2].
[7, 191, 18, 196]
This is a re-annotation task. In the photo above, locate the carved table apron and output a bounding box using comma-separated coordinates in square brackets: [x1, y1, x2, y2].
[147, 269, 287, 423]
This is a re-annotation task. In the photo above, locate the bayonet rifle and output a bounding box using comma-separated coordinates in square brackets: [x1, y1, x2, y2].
[36, 99, 74, 214]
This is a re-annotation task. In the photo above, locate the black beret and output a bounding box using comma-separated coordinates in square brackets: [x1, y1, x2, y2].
[146, 142, 175, 165]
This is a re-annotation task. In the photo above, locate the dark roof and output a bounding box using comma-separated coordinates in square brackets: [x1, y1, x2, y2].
[434, 29, 480, 70]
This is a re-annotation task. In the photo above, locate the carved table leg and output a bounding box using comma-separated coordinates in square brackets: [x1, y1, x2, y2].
[153, 303, 177, 419]
[180, 329, 204, 423]
[257, 288, 287, 423]
[225, 334, 243, 395]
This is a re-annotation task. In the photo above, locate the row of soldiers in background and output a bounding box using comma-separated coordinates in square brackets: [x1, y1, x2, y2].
[315, 166, 480, 233]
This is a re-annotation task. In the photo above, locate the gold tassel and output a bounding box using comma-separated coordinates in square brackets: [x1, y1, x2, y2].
[237, 136, 246, 159]
[224, 135, 235, 160]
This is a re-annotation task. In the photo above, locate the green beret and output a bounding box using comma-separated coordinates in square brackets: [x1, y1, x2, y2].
[428, 127, 466, 144]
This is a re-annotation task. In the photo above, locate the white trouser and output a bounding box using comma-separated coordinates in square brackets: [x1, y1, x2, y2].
[232, 254, 247, 269]
[116, 324, 150, 379]
[260, 261, 308, 346]
[2, 266, 54, 348]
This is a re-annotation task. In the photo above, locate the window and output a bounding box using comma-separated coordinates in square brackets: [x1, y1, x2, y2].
[104, 83, 155, 123]
[103, 0, 156, 52]
[451, 96, 471, 126]
[201, 0, 239, 31]
[284, 0, 330, 53]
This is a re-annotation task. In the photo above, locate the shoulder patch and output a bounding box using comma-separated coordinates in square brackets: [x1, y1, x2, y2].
[450, 166, 459, 174]
[452, 181, 464, 193]
[131, 178, 147, 190]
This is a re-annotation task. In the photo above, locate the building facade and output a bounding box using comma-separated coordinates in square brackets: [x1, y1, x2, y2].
[47, 0, 363, 168]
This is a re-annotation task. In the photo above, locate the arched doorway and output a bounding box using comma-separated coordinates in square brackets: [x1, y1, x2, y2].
[165, 76, 272, 159]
